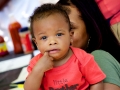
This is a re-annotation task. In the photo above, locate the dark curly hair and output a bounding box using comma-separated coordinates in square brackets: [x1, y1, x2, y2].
[29, 3, 71, 38]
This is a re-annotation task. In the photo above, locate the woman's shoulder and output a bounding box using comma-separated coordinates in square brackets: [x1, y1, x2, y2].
[91, 49, 113, 57]
[91, 49, 120, 70]
[91, 49, 120, 87]
[91, 49, 118, 62]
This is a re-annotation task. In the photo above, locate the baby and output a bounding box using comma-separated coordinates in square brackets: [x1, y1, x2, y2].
[24, 3, 106, 90]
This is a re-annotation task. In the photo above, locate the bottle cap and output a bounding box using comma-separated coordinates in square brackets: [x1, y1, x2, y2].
[19, 27, 29, 32]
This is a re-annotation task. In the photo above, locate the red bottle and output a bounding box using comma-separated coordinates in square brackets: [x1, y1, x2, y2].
[8, 15, 23, 54]
[19, 27, 34, 54]
[0, 35, 9, 57]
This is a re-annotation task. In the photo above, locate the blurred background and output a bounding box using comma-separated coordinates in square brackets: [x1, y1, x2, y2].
[0, 0, 58, 52]
[0, 0, 58, 90]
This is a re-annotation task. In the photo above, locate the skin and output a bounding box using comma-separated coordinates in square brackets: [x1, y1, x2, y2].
[68, 5, 89, 49]
[24, 13, 73, 90]
[33, 13, 72, 65]
[65, 4, 120, 90]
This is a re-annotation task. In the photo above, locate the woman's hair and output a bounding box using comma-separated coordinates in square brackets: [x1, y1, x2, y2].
[29, 3, 71, 38]
[57, 0, 120, 62]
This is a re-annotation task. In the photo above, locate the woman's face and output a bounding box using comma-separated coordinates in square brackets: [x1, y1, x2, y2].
[66, 5, 89, 49]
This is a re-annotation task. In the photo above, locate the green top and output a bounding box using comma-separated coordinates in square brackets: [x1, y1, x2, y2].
[91, 50, 120, 87]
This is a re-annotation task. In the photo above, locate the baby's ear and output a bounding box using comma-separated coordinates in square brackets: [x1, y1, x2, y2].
[70, 38, 73, 45]
[69, 33, 73, 45]
[70, 30, 74, 36]
[70, 31, 74, 45]
[32, 38, 37, 46]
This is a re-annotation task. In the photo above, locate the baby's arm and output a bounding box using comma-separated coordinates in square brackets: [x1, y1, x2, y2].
[90, 81, 104, 90]
[24, 52, 53, 90]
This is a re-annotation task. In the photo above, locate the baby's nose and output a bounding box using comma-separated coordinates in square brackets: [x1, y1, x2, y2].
[49, 39, 57, 45]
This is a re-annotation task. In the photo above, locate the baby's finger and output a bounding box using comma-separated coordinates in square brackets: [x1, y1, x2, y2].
[50, 57, 54, 61]
[44, 51, 54, 61]
[44, 51, 49, 56]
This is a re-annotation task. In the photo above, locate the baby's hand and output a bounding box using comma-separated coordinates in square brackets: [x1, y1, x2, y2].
[35, 52, 54, 72]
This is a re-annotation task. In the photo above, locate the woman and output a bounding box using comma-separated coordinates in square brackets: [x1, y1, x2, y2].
[57, 0, 120, 89]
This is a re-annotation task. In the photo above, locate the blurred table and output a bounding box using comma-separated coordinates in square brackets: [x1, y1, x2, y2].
[0, 51, 30, 62]
[0, 50, 40, 90]
[0, 51, 32, 90]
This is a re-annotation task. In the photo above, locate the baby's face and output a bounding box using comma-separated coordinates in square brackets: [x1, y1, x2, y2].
[33, 13, 72, 60]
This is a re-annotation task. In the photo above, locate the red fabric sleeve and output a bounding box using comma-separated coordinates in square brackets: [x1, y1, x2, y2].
[71, 46, 106, 84]
[27, 53, 43, 74]
[81, 54, 106, 84]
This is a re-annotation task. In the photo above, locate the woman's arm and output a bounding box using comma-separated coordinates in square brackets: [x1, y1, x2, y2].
[90, 81, 104, 90]
[104, 83, 120, 90]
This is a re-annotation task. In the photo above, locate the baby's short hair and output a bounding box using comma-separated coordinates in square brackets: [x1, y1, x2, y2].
[29, 3, 71, 38]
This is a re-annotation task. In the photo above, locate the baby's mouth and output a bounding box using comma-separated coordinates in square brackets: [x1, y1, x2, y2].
[48, 49, 60, 54]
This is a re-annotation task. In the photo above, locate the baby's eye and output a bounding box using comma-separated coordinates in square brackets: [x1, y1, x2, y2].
[41, 36, 47, 40]
[57, 33, 63, 36]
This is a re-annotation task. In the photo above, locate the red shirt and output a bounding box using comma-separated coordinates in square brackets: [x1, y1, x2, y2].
[27, 47, 106, 90]
[96, 0, 120, 25]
